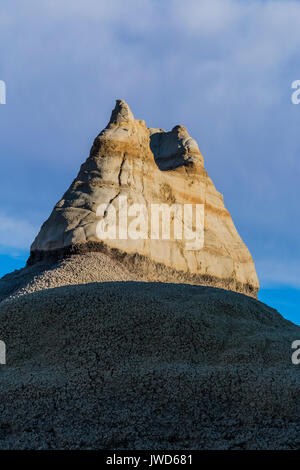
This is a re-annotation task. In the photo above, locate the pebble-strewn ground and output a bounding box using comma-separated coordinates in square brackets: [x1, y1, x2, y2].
[0, 254, 299, 449]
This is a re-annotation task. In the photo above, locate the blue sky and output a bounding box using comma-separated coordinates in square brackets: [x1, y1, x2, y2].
[0, 0, 299, 324]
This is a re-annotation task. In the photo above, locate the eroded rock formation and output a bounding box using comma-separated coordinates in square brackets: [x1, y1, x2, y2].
[29, 100, 259, 296]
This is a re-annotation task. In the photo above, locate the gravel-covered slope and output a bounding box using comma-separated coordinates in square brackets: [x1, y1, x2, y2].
[0, 253, 135, 302]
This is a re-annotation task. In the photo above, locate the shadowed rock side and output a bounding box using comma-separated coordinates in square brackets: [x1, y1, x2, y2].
[0, 273, 299, 450]
[29, 99, 259, 297]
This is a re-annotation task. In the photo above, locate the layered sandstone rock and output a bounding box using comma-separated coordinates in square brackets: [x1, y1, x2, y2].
[29, 100, 259, 296]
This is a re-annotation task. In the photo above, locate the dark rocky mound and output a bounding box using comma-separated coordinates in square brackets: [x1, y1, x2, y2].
[0, 277, 299, 449]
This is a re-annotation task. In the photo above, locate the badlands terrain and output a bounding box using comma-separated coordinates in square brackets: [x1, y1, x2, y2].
[0, 101, 298, 449]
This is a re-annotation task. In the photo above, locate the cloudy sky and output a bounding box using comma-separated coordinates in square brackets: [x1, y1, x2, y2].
[0, 0, 299, 323]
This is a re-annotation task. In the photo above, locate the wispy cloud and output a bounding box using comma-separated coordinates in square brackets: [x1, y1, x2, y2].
[0, 212, 37, 251]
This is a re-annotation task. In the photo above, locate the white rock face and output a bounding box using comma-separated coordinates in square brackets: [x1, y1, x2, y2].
[30, 99, 259, 296]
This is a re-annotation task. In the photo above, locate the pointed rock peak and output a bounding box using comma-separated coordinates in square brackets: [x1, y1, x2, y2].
[28, 98, 259, 298]
[172, 125, 188, 135]
[149, 123, 202, 171]
[109, 99, 135, 125]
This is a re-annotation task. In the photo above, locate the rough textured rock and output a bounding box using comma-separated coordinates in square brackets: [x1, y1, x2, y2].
[0, 255, 299, 450]
[29, 100, 259, 297]
[0, 100, 298, 451]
